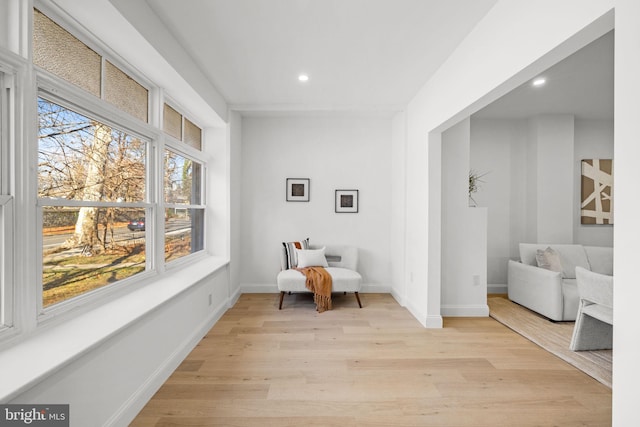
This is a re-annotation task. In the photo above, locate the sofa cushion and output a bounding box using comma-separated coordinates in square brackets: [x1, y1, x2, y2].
[282, 238, 310, 269]
[584, 246, 614, 275]
[296, 247, 329, 268]
[277, 267, 362, 292]
[519, 243, 590, 279]
[535, 247, 563, 274]
[553, 245, 591, 279]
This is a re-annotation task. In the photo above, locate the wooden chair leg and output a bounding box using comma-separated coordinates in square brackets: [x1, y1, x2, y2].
[279, 291, 285, 309]
[354, 292, 362, 308]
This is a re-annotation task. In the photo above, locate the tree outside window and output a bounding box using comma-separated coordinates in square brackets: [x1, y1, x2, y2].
[38, 98, 147, 307]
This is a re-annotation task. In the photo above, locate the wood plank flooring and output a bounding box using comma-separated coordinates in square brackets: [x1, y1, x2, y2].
[131, 293, 611, 426]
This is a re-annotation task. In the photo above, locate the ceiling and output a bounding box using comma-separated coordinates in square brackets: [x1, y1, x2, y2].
[117, 1, 613, 120]
[474, 30, 614, 121]
[143, 0, 498, 113]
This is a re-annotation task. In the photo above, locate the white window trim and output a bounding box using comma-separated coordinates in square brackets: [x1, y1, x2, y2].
[0, 195, 13, 330]
[31, 25, 210, 320]
[0, 61, 16, 333]
[160, 100, 209, 267]
[35, 86, 159, 319]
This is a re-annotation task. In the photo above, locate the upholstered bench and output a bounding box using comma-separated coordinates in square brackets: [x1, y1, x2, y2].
[277, 245, 362, 309]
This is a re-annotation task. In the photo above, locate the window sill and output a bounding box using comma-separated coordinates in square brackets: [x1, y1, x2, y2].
[0, 255, 229, 402]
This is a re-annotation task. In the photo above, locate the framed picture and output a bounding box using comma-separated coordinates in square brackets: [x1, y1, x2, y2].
[335, 189, 358, 213]
[286, 178, 310, 202]
[581, 159, 613, 224]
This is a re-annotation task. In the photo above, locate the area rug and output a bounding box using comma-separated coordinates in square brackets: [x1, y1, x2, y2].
[488, 297, 612, 388]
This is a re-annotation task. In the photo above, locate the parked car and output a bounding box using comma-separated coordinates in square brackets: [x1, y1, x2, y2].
[127, 218, 145, 231]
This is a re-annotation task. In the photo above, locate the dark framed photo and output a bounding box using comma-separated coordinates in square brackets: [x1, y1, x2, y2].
[335, 189, 358, 213]
[286, 178, 310, 202]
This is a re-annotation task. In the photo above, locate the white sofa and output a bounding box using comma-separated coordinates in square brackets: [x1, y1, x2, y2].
[507, 244, 613, 321]
[277, 245, 362, 309]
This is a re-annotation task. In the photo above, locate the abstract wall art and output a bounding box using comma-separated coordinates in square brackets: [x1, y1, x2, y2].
[286, 178, 310, 202]
[335, 189, 359, 213]
[581, 159, 613, 225]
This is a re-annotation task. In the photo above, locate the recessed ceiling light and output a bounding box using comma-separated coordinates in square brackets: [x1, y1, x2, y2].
[532, 77, 546, 87]
[298, 74, 309, 82]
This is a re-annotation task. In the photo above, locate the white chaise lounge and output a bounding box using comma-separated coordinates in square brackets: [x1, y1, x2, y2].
[277, 245, 362, 309]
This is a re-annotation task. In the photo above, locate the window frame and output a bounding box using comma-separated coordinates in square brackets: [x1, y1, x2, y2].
[35, 77, 162, 316]
[0, 3, 218, 342]
[0, 60, 16, 332]
[162, 142, 207, 266]
[30, 5, 167, 317]
[161, 99, 208, 269]
[30, 11, 210, 318]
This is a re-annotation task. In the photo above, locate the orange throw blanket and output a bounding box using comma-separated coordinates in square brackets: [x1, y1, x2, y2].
[295, 266, 333, 312]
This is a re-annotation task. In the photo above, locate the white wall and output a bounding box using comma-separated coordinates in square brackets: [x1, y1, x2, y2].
[390, 112, 407, 305]
[531, 115, 576, 242]
[574, 118, 614, 246]
[470, 117, 613, 287]
[229, 110, 243, 296]
[611, 2, 640, 423]
[441, 118, 488, 316]
[240, 115, 392, 292]
[470, 118, 528, 288]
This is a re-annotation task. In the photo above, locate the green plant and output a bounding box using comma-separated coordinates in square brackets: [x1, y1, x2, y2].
[469, 169, 488, 205]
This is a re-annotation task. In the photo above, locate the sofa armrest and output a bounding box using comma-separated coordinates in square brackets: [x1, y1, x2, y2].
[507, 260, 564, 320]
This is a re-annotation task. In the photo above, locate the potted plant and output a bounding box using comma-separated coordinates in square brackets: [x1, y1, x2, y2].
[469, 169, 487, 207]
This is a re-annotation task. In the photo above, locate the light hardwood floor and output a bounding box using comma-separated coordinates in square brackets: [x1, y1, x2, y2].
[131, 293, 611, 426]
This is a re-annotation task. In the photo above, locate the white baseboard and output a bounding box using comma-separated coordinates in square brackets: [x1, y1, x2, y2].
[361, 283, 391, 293]
[488, 284, 507, 294]
[228, 286, 242, 306]
[390, 288, 404, 307]
[426, 315, 443, 328]
[404, 299, 443, 328]
[241, 283, 279, 293]
[441, 304, 490, 317]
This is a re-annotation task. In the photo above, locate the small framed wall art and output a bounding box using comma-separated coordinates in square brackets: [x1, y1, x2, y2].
[286, 178, 310, 202]
[335, 189, 359, 213]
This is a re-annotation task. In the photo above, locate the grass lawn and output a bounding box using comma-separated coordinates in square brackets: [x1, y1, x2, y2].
[42, 234, 194, 307]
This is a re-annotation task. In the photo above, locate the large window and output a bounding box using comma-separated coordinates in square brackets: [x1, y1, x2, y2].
[32, 8, 207, 310]
[38, 98, 149, 307]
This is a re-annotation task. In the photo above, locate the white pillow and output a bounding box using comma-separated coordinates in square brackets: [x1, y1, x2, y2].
[296, 247, 329, 268]
[535, 247, 563, 276]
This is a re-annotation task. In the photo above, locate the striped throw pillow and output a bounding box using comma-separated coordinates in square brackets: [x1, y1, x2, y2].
[283, 238, 310, 269]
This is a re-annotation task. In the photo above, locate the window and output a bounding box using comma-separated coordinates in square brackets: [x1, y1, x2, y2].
[163, 102, 202, 150]
[38, 97, 149, 307]
[32, 8, 207, 310]
[33, 9, 149, 123]
[164, 149, 204, 263]
[33, 9, 101, 97]
[0, 68, 13, 328]
[162, 102, 205, 264]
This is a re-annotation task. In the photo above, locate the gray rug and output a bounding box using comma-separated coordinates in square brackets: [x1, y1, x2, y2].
[488, 297, 612, 388]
